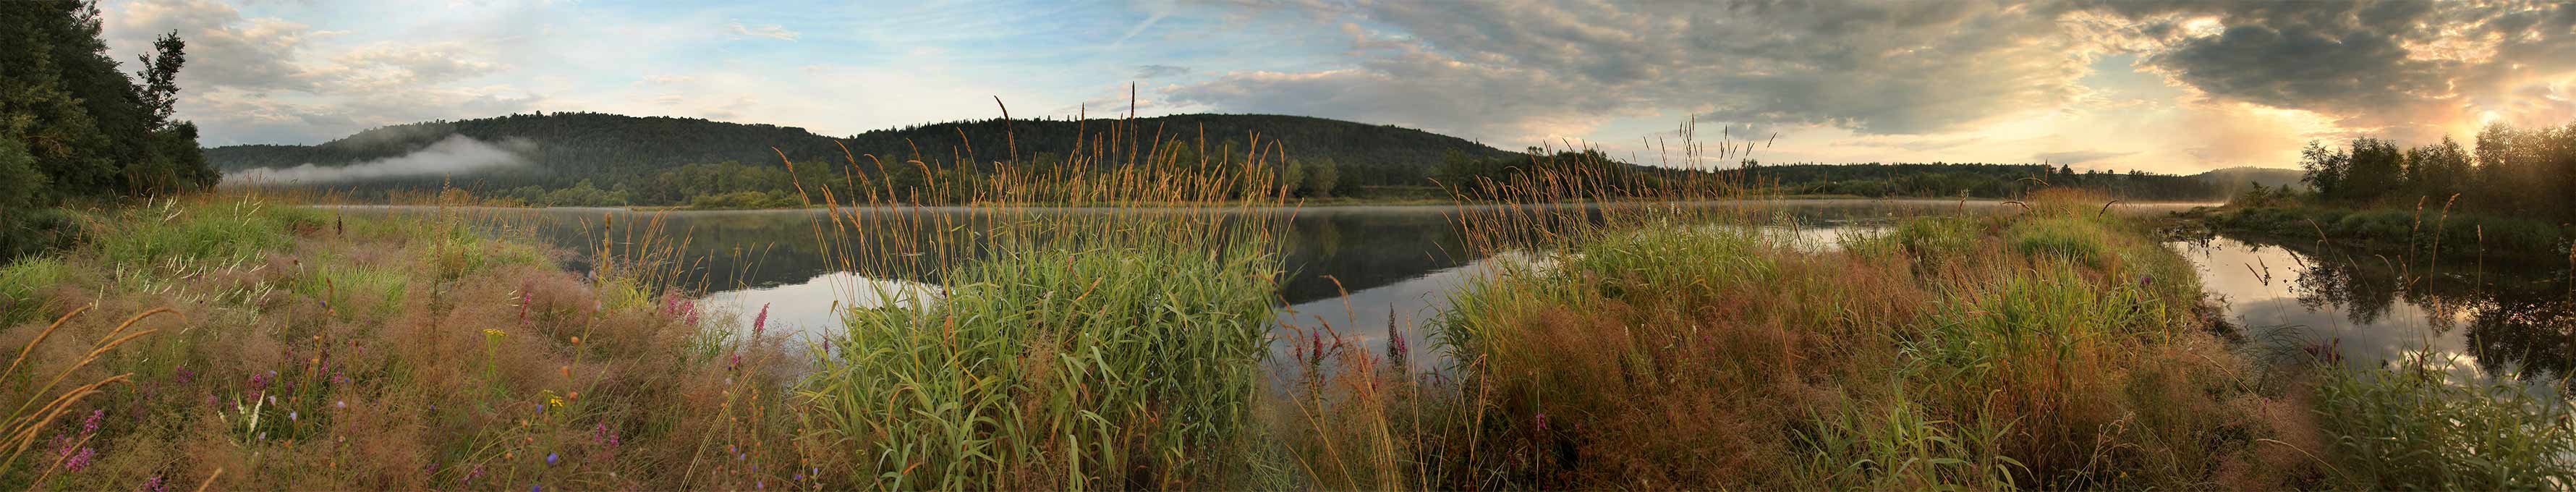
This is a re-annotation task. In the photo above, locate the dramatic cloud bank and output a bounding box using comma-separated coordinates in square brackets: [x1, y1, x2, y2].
[97, 0, 2576, 174]
[221, 135, 533, 186]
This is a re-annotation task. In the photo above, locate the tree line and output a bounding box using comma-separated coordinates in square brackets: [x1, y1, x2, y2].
[4, 1, 216, 259]
[2293, 121, 2576, 221]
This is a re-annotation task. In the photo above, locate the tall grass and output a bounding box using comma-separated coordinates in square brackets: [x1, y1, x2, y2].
[0, 194, 805, 490]
[1280, 175, 2312, 489]
[2310, 359, 2576, 488]
[783, 109, 1307, 489]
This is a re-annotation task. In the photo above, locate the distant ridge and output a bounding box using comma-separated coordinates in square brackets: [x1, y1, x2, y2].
[206, 112, 1523, 187]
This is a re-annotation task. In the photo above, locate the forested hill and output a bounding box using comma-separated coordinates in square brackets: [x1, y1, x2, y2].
[207, 111, 2240, 206]
[205, 113, 841, 176]
[206, 112, 1521, 189]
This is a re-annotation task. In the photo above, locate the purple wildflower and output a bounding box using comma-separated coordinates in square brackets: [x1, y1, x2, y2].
[64, 448, 95, 472]
[594, 423, 623, 447]
[1534, 412, 1549, 432]
[1386, 315, 1409, 371]
[141, 475, 168, 492]
[547, 452, 558, 466]
[519, 284, 535, 326]
[82, 410, 103, 435]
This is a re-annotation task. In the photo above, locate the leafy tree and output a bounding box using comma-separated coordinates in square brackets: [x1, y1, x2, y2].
[1, 1, 213, 259]
[1307, 158, 1340, 198]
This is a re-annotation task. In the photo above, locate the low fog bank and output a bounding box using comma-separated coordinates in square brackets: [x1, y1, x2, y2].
[221, 135, 536, 186]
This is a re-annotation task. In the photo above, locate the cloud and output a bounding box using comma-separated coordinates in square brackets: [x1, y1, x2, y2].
[1134, 64, 1190, 79]
[727, 22, 799, 41]
[109, 0, 320, 91]
[221, 135, 534, 185]
[1166, 0, 2576, 164]
[1168, 0, 2098, 144]
[2036, 150, 2138, 165]
[101, 0, 543, 145]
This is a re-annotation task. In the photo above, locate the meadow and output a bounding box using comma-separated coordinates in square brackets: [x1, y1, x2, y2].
[5, 137, 2575, 491]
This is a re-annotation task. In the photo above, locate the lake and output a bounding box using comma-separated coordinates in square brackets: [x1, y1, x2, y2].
[341, 200, 2576, 383]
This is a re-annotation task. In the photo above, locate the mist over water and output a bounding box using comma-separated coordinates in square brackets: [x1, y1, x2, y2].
[220, 135, 535, 186]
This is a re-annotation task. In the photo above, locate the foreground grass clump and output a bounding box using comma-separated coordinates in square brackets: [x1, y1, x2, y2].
[0, 197, 801, 491]
[1364, 189, 2306, 490]
[2310, 360, 2576, 488]
[799, 240, 1281, 490]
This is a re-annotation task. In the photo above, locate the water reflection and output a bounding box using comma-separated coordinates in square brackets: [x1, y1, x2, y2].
[2176, 234, 2576, 383]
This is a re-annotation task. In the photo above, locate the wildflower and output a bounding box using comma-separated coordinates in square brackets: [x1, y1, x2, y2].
[1534, 412, 1549, 432]
[289, 411, 298, 422]
[548, 396, 566, 409]
[64, 448, 95, 472]
[2139, 274, 2154, 289]
[547, 452, 559, 466]
[142, 475, 168, 492]
[752, 303, 772, 338]
[82, 410, 102, 435]
[485, 328, 507, 338]
[519, 286, 534, 326]
[336, 400, 347, 410]
[1386, 325, 1408, 371]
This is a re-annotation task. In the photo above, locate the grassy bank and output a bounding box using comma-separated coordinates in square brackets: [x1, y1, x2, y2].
[0, 196, 806, 490]
[1262, 189, 2323, 489]
[2190, 205, 2571, 260]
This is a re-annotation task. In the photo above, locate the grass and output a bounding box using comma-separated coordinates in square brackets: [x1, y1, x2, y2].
[0, 195, 803, 491]
[2198, 203, 2571, 258]
[11, 113, 2574, 490]
[2310, 359, 2576, 488]
[799, 243, 1280, 489]
[1270, 186, 2309, 490]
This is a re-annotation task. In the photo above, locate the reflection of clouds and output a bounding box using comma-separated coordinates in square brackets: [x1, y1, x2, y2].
[700, 272, 938, 344]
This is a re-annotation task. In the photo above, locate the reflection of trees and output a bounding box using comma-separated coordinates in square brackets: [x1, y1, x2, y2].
[2245, 235, 2576, 380]
[1275, 211, 1473, 304]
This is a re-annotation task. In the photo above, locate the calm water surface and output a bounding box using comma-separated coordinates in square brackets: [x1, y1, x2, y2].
[349, 200, 2576, 381]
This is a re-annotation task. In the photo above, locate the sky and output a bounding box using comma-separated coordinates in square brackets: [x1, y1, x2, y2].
[97, 0, 2576, 174]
